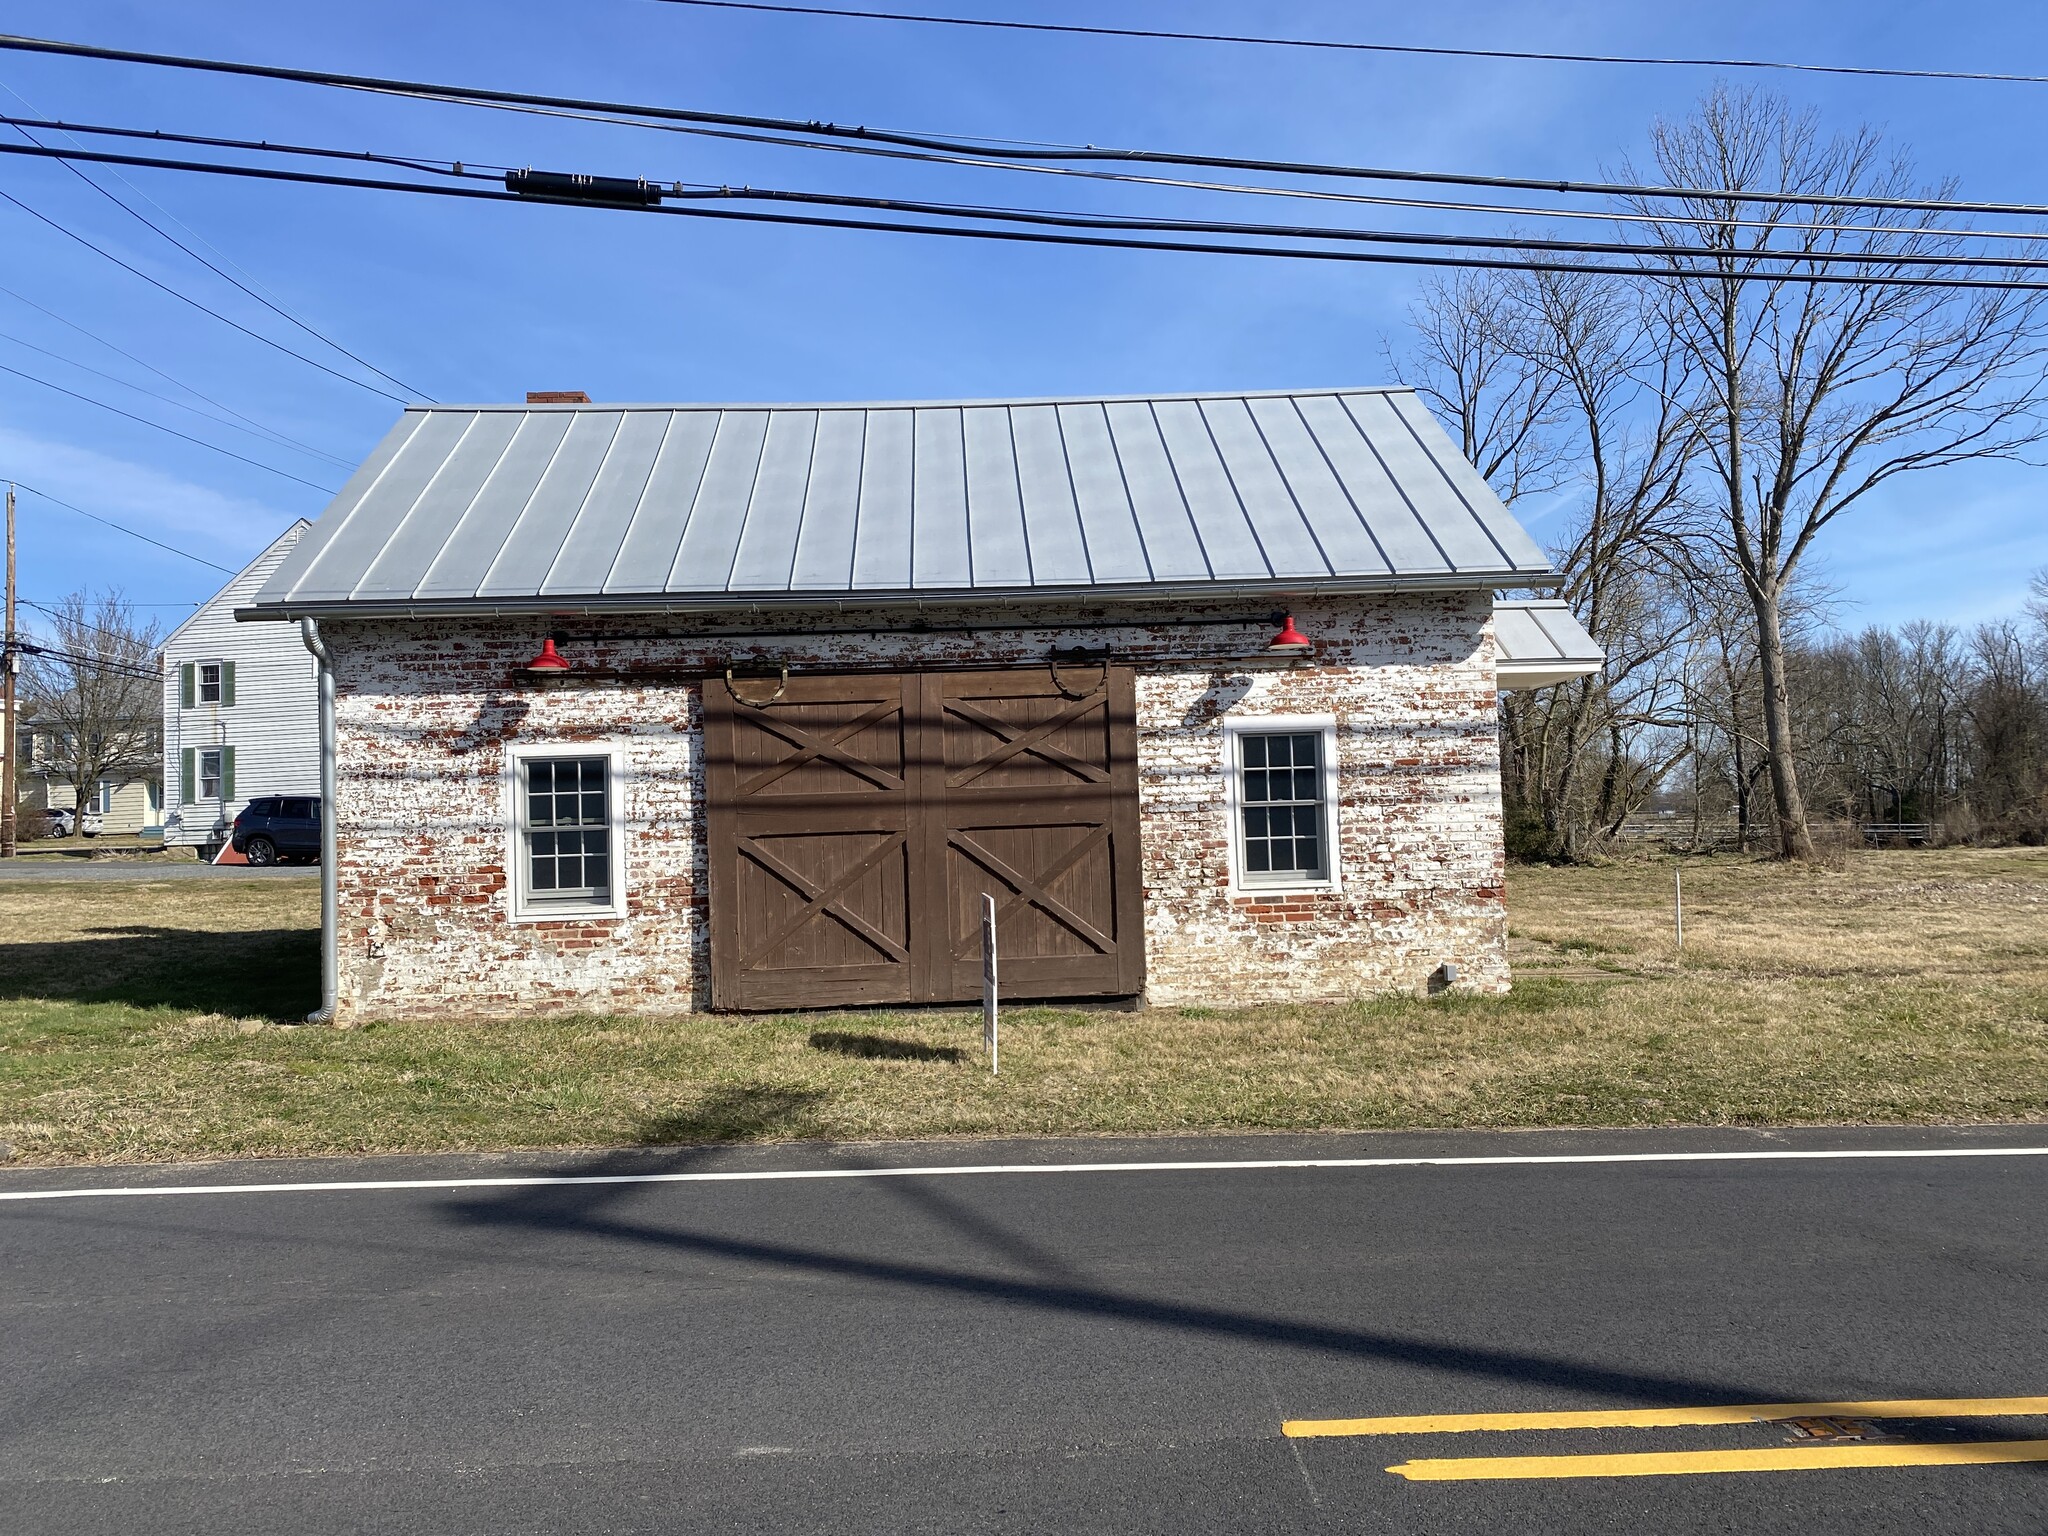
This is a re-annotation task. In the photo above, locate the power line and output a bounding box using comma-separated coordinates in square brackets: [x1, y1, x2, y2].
[0, 184, 410, 404]
[36, 109, 2048, 260]
[410, 91, 2048, 244]
[0, 93, 437, 402]
[643, 0, 2048, 86]
[7, 32, 2048, 217]
[6, 137, 2048, 294]
[8, 481, 238, 574]
[16, 119, 2047, 272]
[12, 637, 160, 679]
[0, 324, 356, 468]
[0, 354, 341, 492]
[0, 281, 356, 466]
[17, 598, 164, 647]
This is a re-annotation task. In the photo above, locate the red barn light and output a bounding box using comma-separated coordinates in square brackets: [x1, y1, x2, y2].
[524, 636, 571, 673]
[1267, 614, 1311, 652]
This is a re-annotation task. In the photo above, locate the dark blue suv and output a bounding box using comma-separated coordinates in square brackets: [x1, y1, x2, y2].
[230, 796, 323, 865]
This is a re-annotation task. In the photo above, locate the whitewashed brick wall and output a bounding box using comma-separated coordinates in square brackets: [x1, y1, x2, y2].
[324, 591, 1505, 1020]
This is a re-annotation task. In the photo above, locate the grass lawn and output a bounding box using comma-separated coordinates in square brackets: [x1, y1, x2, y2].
[2, 849, 2046, 1164]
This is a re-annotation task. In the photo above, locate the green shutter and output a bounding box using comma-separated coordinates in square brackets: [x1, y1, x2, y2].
[181, 748, 195, 804]
[220, 746, 235, 801]
[221, 660, 236, 708]
[180, 663, 194, 710]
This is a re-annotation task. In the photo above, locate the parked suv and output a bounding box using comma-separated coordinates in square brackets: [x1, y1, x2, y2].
[230, 796, 322, 865]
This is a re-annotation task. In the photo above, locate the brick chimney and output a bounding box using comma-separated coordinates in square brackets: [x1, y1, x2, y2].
[526, 390, 591, 404]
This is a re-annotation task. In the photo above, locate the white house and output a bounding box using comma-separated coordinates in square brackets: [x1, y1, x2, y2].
[163, 521, 320, 853]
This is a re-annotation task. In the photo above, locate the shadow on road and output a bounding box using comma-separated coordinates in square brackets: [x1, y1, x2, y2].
[435, 1135, 1852, 1413]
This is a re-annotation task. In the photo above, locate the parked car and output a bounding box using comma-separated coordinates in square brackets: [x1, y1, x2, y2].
[230, 795, 322, 865]
[41, 807, 102, 837]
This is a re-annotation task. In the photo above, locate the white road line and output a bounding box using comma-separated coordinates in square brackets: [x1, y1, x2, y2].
[1, 1144, 2046, 1203]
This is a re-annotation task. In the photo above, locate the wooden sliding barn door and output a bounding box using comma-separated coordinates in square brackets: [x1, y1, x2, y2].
[704, 672, 919, 1010]
[704, 665, 1142, 1010]
[924, 666, 1143, 1003]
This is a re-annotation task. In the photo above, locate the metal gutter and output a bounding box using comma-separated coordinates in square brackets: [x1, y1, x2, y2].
[298, 618, 338, 1026]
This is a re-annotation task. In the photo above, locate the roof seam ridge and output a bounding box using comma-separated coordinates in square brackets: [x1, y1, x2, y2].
[1286, 394, 1394, 576]
[535, 412, 629, 598]
[596, 411, 677, 595]
[1337, 393, 1456, 574]
[1142, 399, 1212, 582]
[1386, 391, 1524, 571]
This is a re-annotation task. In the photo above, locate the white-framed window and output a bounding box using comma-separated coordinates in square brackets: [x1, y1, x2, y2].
[1222, 715, 1340, 893]
[198, 747, 223, 801]
[506, 745, 627, 921]
[197, 661, 223, 705]
[93, 781, 116, 815]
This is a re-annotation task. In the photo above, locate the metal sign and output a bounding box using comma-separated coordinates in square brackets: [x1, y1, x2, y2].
[981, 892, 998, 1075]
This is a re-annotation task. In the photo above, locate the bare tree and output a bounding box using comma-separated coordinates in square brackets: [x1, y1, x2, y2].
[22, 591, 161, 838]
[1403, 264, 1696, 857]
[1513, 267, 1697, 853]
[1625, 87, 2048, 858]
[1393, 268, 1572, 505]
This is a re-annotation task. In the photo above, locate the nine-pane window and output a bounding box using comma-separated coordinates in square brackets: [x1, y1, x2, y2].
[197, 661, 223, 705]
[1238, 731, 1328, 882]
[525, 756, 611, 903]
[198, 747, 223, 801]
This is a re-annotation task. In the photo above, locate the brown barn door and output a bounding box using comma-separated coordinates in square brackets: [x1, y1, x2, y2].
[704, 673, 920, 1010]
[705, 666, 1143, 1010]
[923, 666, 1143, 1002]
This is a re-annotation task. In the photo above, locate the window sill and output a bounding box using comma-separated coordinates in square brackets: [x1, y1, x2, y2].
[509, 901, 624, 926]
[1232, 882, 1341, 899]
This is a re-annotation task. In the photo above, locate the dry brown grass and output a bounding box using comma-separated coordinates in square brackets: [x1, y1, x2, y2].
[3, 849, 2046, 1165]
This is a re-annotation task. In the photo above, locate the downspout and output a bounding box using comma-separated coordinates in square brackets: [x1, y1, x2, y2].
[300, 619, 338, 1025]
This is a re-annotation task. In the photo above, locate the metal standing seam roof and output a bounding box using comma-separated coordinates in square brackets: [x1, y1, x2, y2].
[241, 388, 1559, 619]
[1493, 598, 1605, 689]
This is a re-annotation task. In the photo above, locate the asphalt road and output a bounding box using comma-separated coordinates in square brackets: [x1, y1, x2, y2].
[4, 1125, 2048, 1534]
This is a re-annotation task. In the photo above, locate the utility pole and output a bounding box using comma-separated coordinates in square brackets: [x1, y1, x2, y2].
[2, 482, 16, 857]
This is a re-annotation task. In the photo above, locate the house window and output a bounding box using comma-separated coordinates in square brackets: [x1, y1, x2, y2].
[93, 781, 116, 815]
[1224, 717, 1340, 891]
[197, 662, 223, 705]
[198, 747, 222, 801]
[519, 755, 615, 909]
[147, 781, 163, 813]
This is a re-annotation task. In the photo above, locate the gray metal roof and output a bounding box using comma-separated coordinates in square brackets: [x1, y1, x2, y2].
[1494, 599, 1603, 690]
[243, 388, 1557, 619]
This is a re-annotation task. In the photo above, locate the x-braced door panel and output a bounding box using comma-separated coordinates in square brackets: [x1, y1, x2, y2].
[706, 674, 919, 1009]
[925, 667, 1142, 1002]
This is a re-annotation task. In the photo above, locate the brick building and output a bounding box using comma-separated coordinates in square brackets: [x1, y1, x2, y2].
[240, 388, 1598, 1022]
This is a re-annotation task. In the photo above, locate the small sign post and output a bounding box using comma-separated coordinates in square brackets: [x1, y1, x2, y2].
[1674, 865, 1684, 957]
[981, 892, 999, 1075]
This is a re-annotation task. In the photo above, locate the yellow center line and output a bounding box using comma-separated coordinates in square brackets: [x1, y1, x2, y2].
[1388, 1439, 2048, 1481]
[1283, 1396, 2048, 1438]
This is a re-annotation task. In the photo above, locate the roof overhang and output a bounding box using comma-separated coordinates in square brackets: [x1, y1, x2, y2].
[238, 569, 1559, 623]
[1494, 598, 1603, 691]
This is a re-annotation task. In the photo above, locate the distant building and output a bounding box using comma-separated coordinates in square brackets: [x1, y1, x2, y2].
[18, 702, 162, 834]
[162, 521, 318, 853]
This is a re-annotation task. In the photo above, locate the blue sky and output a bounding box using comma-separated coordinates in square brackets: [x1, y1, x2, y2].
[2, 1, 2044, 636]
